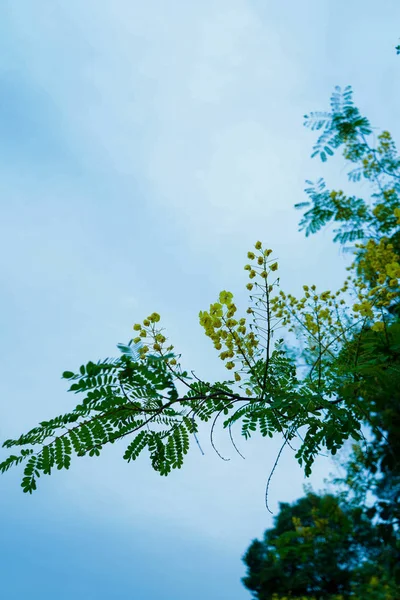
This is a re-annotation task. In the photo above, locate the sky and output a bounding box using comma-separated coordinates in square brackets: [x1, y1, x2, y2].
[0, 1, 399, 598]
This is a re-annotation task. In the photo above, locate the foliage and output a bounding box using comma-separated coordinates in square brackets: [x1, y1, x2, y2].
[297, 85, 400, 253]
[1, 240, 378, 497]
[328, 319, 400, 581]
[294, 81, 400, 593]
[1, 87, 400, 526]
[296, 82, 400, 522]
[241, 491, 395, 600]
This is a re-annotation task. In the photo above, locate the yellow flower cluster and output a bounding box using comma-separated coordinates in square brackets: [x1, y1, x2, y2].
[352, 237, 400, 317]
[371, 321, 385, 332]
[329, 190, 353, 220]
[132, 313, 175, 360]
[361, 153, 379, 179]
[199, 242, 281, 381]
[199, 290, 259, 377]
[372, 203, 386, 221]
[343, 231, 400, 331]
[270, 280, 352, 346]
[356, 238, 400, 284]
[352, 299, 374, 318]
[377, 130, 396, 155]
[244, 241, 276, 282]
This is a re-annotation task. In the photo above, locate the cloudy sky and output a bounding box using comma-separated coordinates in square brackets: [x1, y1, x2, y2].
[0, 1, 399, 598]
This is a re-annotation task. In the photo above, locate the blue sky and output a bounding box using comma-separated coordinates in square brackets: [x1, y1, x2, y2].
[0, 1, 399, 598]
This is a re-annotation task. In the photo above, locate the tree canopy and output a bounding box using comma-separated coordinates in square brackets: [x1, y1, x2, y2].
[241, 491, 393, 600]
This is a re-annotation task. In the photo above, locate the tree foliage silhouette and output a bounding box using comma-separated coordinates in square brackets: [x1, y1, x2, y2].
[242, 491, 397, 600]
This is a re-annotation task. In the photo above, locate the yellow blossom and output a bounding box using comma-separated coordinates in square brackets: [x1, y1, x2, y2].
[226, 318, 237, 328]
[148, 313, 161, 323]
[199, 312, 213, 328]
[247, 252, 256, 260]
[210, 303, 223, 317]
[369, 576, 379, 587]
[219, 290, 234, 305]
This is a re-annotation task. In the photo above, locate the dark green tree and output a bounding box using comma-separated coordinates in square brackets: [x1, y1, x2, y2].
[241, 491, 386, 600]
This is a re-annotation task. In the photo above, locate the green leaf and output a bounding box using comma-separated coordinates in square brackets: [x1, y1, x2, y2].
[123, 431, 148, 462]
[117, 342, 142, 360]
[62, 371, 76, 379]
